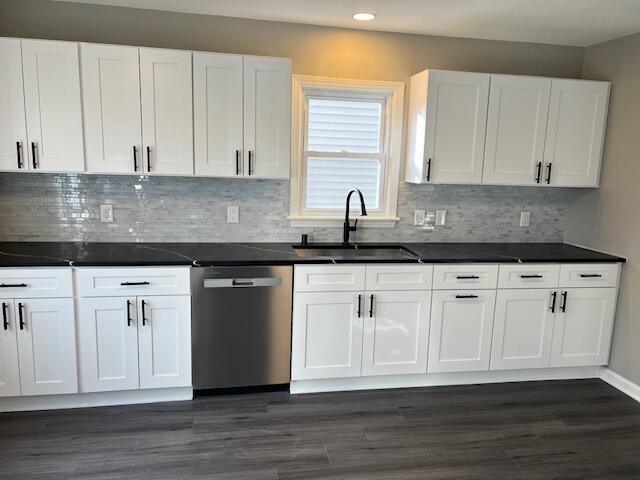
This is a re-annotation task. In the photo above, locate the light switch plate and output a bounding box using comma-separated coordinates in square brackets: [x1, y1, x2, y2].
[520, 211, 531, 227]
[436, 210, 447, 226]
[414, 209, 426, 226]
[100, 204, 113, 223]
[227, 206, 239, 224]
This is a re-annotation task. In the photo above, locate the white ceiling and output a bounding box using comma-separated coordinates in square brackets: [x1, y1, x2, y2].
[55, 0, 640, 47]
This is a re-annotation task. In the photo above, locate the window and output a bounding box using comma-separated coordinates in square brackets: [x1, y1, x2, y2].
[290, 76, 405, 227]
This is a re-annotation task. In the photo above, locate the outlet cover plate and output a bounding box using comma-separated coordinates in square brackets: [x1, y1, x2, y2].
[100, 204, 113, 223]
[227, 206, 239, 224]
[520, 211, 531, 227]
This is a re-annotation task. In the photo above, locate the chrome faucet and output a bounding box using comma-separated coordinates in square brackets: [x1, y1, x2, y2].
[343, 189, 368, 245]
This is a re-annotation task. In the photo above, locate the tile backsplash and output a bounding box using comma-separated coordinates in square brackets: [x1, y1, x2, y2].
[0, 173, 571, 243]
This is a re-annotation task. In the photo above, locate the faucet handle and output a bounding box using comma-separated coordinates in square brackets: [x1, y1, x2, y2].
[353, 219, 358, 230]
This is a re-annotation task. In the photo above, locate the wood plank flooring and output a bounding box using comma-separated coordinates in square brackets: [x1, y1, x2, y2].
[1, 379, 640, 479]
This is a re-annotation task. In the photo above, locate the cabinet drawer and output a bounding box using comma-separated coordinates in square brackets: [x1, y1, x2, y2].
[433, 265, 498, 290]
[0, 268, 73, 298]
[559, 264, 620, 288]
[498, 264, 560, 289]
[365, 265, 433, 291]
[75, 267, 191, 297]
[294, 266, 365, 292]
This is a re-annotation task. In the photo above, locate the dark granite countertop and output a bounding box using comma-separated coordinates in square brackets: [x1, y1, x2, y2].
[0, 242, 625, 267]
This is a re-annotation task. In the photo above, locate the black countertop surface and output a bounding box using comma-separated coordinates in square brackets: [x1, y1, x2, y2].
[0, 242, 625, 267]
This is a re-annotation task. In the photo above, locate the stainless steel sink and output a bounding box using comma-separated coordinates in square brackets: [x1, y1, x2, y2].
[292, 244, 418, 260]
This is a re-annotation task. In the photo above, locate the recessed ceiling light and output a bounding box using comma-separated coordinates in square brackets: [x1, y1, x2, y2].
[352, 12, 376, 21]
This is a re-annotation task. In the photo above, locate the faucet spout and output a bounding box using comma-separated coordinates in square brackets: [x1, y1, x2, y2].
[343, 189, 368, 245]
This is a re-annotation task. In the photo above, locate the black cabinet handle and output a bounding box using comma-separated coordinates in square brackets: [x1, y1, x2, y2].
[535, 161, 542, 183]
[560, 291, 568, 313]
[248, 150, 253, 175]
[31, 142, 37, 169]
[2, 303, 8, 330]
[16, 141, 23, 169]
[120, 281, 150, 286]
[426, 158, 432, 181]
[545, 162, 552, 184]
[456, 275, 479, 280]
[357, 294, 362, 318]
[236, 150, 241, 175]
[126, 300, 133, 327]
[520, 274, 543, 279]
[141, 299, 148, 326]
[146, 146, 151, 172]
[455, 294, 479, 299]
[550, 291, 557, 313]
[133, 146, 138, 172]
[580, 274, 602, 278]
[18, 302, 25, 330]
[0, 283, 27, 288]
[369, 294, 374, 318]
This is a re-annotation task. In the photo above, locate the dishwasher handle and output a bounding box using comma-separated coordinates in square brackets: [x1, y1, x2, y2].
[204, 277, 282, 288]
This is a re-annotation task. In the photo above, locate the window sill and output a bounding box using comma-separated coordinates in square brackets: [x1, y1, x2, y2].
[287, 216, 400, 229]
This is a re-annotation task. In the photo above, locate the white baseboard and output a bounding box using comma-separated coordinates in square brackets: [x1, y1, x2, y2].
[0, 387, 193, 413]
[290, 367, 601, 394]
[600, 367, 640, 404]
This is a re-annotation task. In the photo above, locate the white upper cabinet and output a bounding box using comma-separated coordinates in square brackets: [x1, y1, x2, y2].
[140, 48, 194, 175]
[81, 44, 143, 174]
[243, 56, 291, 179]
[193, 52, 244, 177]
[482, 75, 551, 185]
[21, 39, 84, 172]
[406, 69, 490, 184]
[543, 79, 610, 187]
[0, 38, 27, 172]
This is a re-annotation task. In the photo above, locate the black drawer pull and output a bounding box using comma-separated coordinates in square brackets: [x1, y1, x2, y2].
[248, 150, 253, 175]
[456, 294, 479, 299]
[133, 145, 138, 172]
[560, 291, 568, 313]
[120, 281, 150, 286]
[18, 302, 25, 330]
[545, 162, 552, 184]
[549, 291, 557, 313]
[369, 294, 374, 318]
[580, 274, 602, 278]
[141, 299, 148, 326]
[236, 149, 241, 175]
[0, 283, 27, 288]
[357, 294, 362, 318]
[126, 300, 133, 327]
[16, 141, 23, 169]
[520, 274, 543, 279]
[426, 158, 432, 181]
[535, 161, 542, 183]
[456, 275, 479, 280]
[2, 303, 8, 330]
[146, 146, 151, 172]
[31, 142, 38, 169]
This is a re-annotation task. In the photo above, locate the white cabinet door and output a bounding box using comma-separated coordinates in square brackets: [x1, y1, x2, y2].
[491, 289, 555, 370]
[291, 291, 363, 380]
[81, 44, 142, 174]
[550, 288, 617, 367]
[428, 290, 496, 373]
[0, 38, 28, 172]
[243, 56, 291, 179]
[193, 52, 244, 177]
[543, 79, 610, 187]
[483, 75, 551, 185]
[421, 70, 489, 184]
[15, 298, 77, 396]
[78, 297, 139, 393]
[0, 299, 21, 397]
[362, 291, 430, 376]
[140, 48, 193, 175]
[137, 295, 191, 389]
[21, 39, 84, 172]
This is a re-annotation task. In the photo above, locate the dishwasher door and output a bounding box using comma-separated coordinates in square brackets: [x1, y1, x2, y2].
[191, 266, 293, 390]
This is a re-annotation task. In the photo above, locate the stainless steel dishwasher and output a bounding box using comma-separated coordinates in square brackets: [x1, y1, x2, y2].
[191, 266, 293, 391]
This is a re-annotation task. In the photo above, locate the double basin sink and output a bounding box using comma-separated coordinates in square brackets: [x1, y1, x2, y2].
[292, 244, 419, 260]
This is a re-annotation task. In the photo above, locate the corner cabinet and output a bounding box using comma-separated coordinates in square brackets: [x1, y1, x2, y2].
[406, 69, 610, 188]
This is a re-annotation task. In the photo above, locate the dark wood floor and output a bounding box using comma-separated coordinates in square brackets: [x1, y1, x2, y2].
[2, 379, 640, 479]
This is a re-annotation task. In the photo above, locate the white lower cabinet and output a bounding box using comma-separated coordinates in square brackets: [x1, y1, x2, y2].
[550, 288, 617, 367]
[490, 289, 556, 370]
[16, 298, 77, 396]
[362, 291, 430, 376]
[291, 291, 363, 380]
[428, 290, 496, 373]
[0, 299, 21, 397]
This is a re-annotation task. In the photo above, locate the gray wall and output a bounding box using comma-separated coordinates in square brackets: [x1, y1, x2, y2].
[565, 32, 640, 384]
[0, 0, 586, 244]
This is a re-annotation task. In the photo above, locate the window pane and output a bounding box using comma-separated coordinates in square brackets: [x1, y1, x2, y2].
[307, 98, 382, 153]
[305, 157, 380, 209]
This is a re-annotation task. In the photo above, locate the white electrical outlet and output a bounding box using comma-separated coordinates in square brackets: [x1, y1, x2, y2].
[414, 209, 426, 226]
[436, 210, 447, 226]
[227, 206, 239, 224]
[520, 211, 531, 227]
[100, 204, 113, 223]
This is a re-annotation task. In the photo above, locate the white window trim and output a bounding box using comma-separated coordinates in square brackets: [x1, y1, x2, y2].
[289, 75, 405, 228]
